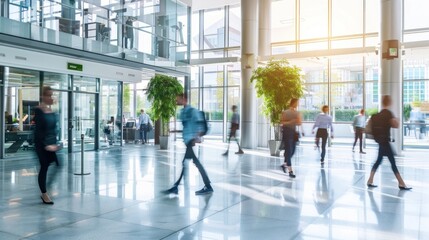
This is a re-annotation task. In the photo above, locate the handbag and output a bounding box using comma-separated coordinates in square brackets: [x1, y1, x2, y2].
[294, 131, 300, 142]
[147, 122, 153, 132]
[365, 117, 374, 139]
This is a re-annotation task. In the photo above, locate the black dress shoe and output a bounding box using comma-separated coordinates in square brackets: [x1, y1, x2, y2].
[162, 186, 178, 194]
[289, 171, 296, 178]
[280, 165, 287, 173]
[195, 186, 213, 195]
[41, 196, 54, 205]
[367, 183, 378, 188]
[399, 186, 412, 190]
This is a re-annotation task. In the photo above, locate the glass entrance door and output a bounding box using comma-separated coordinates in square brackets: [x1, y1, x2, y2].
[73, 92, 96, 151]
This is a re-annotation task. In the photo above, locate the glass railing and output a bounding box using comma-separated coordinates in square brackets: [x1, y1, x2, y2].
[0, 0, 189, 72]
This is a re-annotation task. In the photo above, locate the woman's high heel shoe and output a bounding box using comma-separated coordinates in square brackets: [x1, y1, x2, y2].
[280, 165, 287, 173]
[399, 186, 412, 190]
[41, 196, 54, 205]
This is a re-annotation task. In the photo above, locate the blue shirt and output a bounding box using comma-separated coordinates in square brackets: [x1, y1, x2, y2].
[180, 105, 201, 144]
[313, 113, 334, 133]
[138, 113, 150, 125]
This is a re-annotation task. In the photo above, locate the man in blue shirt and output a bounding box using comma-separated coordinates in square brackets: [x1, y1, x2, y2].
[163, 94, 213, 195]
[138, 109, 150, 144]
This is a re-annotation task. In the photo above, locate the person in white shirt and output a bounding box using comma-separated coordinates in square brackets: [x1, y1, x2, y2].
[352, 109, 366, 154]
[138, 109, 150, 144]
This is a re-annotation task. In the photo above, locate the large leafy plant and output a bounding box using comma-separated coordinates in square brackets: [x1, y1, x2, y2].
[250, 59, 304, 140]
[146, 74, 184, 136]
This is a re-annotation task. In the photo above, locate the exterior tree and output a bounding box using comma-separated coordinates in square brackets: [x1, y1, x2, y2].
[250, 59, 304, 140]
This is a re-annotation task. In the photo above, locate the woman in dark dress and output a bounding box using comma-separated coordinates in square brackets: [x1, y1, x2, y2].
[34, 86, 59, 204]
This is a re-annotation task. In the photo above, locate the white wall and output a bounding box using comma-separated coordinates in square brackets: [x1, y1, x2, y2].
[0, 45, 142, 83]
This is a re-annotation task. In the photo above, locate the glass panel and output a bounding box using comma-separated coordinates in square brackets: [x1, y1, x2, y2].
[300, 41, 328, 52]
[300, 0, 328, 40]
[51, 90, 68, 151]
[227, 63, 240, 86]
[73, 76, 97, 92]
[365, 55, 379, 111]
[191, 67, 199, 88]
[203, 87, 223, 139]
[203, 50, 224, 58]
[301, 84, 329, 121]
[191, 12, 200, 51]
[365, 0, 379, 34]
[331, 55, 363, 83]
[331, 38, 363, 49]
[227, 49, 241, 57]
[290, 58, 328, 83]
[73, 92, 96, 151]
[365, 36, 378, 47]
[331, 83, 364, 121]
[365, 81, 379, 111]
[190, 88, 199, 109]
[203, 65, 224, 87]
[272, 0, 295, 42]
[44, 72, 69, 90]
[404, 0, 429, 30]
[272, 45, 296, 55]
[332, 0, 363, 37]
[229, 5, 241, 47]
[123, 83, 134, 118]
[203, 8, 225, 49]
[404, 32, 429, 43]
[4, 67, 39, 158]
[100, 81, 122, 147]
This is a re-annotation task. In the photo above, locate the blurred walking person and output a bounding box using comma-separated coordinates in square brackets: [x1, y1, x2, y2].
[312, 105, 334, 164]
[223, 105, 244, 155]
[352, 109, 366, 154]
[366, 95, 412, 190]
[34, 86, 59, 204]
[280, 98, 302, 178]
[163, 94, 213, 195]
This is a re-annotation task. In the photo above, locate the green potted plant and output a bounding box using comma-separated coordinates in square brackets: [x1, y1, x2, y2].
[250, 59, 304, 156]
[146, 74, 184, 149]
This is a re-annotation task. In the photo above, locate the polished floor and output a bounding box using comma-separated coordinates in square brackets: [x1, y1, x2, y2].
[0, 141, 428, 240]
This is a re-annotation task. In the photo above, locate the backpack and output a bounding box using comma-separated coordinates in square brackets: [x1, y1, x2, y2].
[370, 112, 388, 143]
[196, 110, 209, 136]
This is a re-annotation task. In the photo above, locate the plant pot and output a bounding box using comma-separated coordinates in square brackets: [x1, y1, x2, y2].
[268, 140, 281, 156]
[159, 136, 169, 149]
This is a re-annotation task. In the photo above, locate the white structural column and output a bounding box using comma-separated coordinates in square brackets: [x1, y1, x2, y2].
[380, 0, 403, 152]
[257, 0, 271, 147]
[241, 0, 258, 148]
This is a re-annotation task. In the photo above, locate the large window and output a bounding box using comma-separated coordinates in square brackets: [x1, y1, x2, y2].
[300, 0, 328, 40]
[203, 8, 225, 49]
[271, 0, 295, 43]
[229, 5, 241, 47]
[332, 0, 363, 37]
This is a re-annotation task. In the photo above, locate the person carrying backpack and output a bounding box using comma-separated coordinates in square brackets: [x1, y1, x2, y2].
[366, 95, 412, 190]
[163, 94, 213, 195]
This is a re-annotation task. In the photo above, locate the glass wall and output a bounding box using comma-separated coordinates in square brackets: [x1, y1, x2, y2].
[0, 64, 126, 158]
[3, 67, 40, 158]
[187, 1, 429, 148]
[0, 0, 190, 70]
